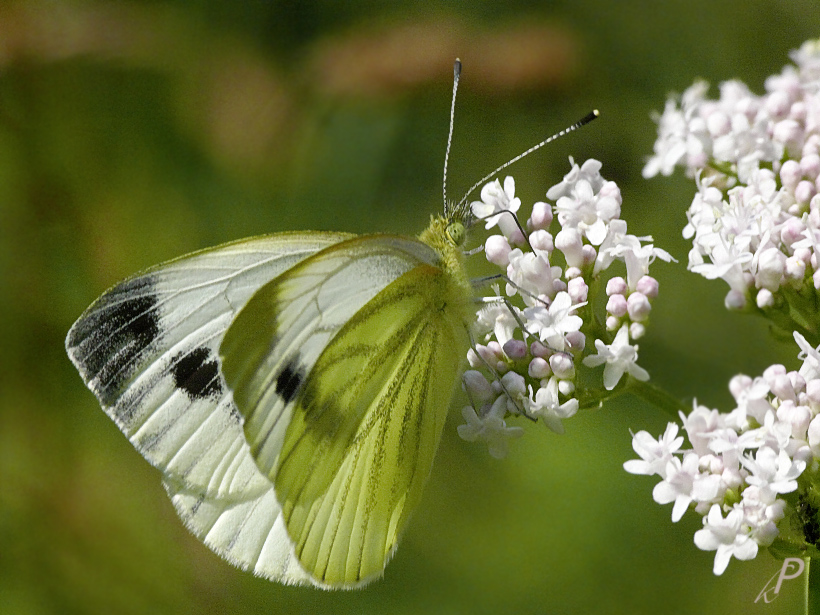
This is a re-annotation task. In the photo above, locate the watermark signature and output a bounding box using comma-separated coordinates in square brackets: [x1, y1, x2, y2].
[755, 558, 806, 604]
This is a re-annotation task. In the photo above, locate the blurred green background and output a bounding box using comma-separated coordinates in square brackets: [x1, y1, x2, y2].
[2, 1, 819, 614]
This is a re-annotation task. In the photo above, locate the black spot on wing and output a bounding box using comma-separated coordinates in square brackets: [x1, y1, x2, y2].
[67, 276, 162, 406]
[276, 359, 304, 404]
[171, 347, 223, 399]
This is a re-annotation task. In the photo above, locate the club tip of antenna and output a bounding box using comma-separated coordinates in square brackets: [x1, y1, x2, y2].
[582, 109, 600, 124]
[454, 58, 462, 77]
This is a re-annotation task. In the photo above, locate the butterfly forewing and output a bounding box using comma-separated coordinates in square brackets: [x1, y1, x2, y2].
[66, 232, 351, 500]
[164, 477, 320, 585]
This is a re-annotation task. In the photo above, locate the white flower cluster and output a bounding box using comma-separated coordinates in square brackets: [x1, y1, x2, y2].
[625, 331, 820, 575]
[458, 160, 673, 458]
[643, 39, 820, 316]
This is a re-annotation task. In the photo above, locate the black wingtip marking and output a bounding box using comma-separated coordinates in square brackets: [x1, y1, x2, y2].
[276, 359, 304, 404]
[68, 276, 162, 405]
[171, 347, 223, 400]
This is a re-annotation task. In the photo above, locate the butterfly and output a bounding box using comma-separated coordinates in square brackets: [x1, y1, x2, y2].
[66, 196, 476, 589]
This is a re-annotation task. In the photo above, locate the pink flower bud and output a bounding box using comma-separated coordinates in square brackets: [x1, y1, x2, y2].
[756, 289, 775, 308]
[549, 353, 575, 379]
[781, 159, 802, 191]
[528, 357, 551, 379]
[606, 276, 628, 296]
[606, 294, 628, 317]
[485, 235, 512, 266]
[636, 275, 659, 298]
[503, 339, 528, 360]
[568, 277, 589, 303]
[627, 292, 651, 321]
[529, 201, 553, 230]
[801, 153, 820, 180]
[796, 180, 816, 204]
[529, 229, 553, 252]
[565, 330, 586, 352]
[780, 217, 806, 247]
[725, 289, 747, 310]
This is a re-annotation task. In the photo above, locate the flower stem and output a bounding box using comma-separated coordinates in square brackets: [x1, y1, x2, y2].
[809, 558, 820, 615]
[622, 379, 689, 420]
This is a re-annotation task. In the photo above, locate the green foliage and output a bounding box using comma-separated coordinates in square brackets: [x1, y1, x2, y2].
[3, 1, 820, 613]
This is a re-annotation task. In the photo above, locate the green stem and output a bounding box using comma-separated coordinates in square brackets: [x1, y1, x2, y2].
[810, 558, 820, 615]
[622, 379, 689, 421]
[759, 296, 820, 348]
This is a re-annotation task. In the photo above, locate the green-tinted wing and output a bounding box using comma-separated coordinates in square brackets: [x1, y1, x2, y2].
[220, 235, 443, 481]
[282, 264, 470, 586]
[221, 234, 472, 587]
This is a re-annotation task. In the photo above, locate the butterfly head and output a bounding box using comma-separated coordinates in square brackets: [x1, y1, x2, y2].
[445, 219, 466, 248]
[442, 198, 474, 246]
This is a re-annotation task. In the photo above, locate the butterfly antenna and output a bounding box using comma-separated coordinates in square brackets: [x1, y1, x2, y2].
[457, 109, 600, 209]
[443, 58, 462, 218]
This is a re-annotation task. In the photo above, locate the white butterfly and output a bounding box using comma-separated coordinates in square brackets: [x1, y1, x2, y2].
[66, 214, 475, 588]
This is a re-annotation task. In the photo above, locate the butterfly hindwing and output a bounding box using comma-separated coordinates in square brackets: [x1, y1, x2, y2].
[282, 263, 471, 585]
[221, 232, 474, 586]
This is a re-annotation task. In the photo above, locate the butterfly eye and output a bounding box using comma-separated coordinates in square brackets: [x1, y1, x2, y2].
[446, 221, 466, 247]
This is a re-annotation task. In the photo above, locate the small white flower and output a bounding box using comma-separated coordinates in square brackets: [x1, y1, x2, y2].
[775, 400, 811, 441]
[554, 178, 621, 246]
[728, 374, 772, 424]
[679, 403, 723, 456]
[457, 396, 524, 459]
[795, 331, 820, 381]
[506, 249, 559, 304]
[471, 176, 523, 241]
[594, 220, 632, 273]
[546, 157, 605, 200]
[526, 377, 579, 434]
[475, 302, 520, 348]
[694, 504, 759, 575]
[708, 427, 764, 472]
[689, 236, 753, 294]
[583, 325, 650, 390]
[652, 453, 722, 521]
[741, 446, 805, 498]
[523, 291, 585, 352]
[754, 247, 787, 292]
[622, 244, 675, 291]
[462, 370, 494, 405]
[750, 410, 793, 453]
[623, 423, 684, 477]
[642, 99, 691, 178]
[739, 485, 786, 547]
